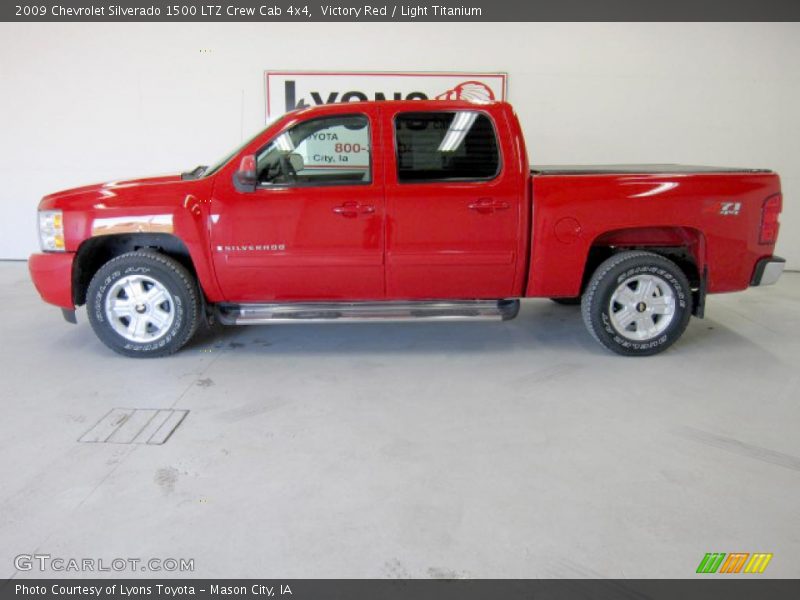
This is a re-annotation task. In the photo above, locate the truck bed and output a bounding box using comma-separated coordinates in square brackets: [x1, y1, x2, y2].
[531, 164, 772, 175]
[526, 164, 781, 299]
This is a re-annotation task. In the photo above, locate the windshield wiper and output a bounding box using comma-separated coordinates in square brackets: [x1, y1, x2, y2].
[181, 165, 208, 180]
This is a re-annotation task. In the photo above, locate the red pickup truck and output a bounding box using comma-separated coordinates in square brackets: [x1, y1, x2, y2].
[29, 100, 784, 357]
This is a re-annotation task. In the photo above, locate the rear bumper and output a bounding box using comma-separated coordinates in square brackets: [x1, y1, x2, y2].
[29, 252, 75, 309]
[751, 256, 785, 286]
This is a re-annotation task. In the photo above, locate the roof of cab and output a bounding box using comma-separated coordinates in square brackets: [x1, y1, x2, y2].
[288, 99, 509, 117]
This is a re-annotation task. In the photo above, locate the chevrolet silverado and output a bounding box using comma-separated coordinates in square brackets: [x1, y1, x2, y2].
[29, 100, 785, 357]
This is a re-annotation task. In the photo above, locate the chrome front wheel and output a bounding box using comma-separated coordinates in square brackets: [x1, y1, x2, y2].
[104, 274, 176, 343]
[87, 251, 200, 357]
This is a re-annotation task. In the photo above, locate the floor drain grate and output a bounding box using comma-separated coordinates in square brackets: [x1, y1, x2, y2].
[79, 408, 189, 445]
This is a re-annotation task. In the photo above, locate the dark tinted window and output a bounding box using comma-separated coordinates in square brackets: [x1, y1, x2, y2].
[395, 112, 499, 182]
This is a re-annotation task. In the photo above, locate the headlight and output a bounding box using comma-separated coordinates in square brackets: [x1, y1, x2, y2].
[38, 210, 65, 252]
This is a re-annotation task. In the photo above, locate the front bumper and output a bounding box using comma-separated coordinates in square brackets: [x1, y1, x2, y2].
[29, 252, 75, 309]
[751, 256, 786, 286]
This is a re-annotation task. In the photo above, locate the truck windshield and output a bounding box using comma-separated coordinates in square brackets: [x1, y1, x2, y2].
[202, 115, 285, 177]
[202, 128, 268, 177]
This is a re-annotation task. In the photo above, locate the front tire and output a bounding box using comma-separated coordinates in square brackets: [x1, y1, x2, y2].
[581, 251, 692, 356]
[87, 251, 200, 357]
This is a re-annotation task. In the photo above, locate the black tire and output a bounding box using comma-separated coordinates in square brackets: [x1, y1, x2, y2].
[581, 251, 692, 356]
[87, 251, 200, 358]
[550, 297, 581, 306]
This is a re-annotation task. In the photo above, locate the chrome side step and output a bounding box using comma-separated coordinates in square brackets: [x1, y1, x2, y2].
[216, 300, 520, 325]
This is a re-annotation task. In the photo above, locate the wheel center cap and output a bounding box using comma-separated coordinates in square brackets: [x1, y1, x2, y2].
[135, 304, 147, 314]
[636, 301, 647, 313]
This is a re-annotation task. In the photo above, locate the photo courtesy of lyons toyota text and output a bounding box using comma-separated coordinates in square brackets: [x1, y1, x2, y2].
[2, 1, 800, 597]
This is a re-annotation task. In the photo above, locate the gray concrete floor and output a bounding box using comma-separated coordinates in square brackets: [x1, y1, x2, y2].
[1, 261, 799, 579]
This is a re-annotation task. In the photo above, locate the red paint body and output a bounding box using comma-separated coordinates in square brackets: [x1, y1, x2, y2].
[29, 101, 782, 311]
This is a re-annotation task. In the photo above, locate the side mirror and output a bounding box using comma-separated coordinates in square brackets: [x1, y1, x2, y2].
[233, 154, 257, 192]
[287, 152, 304, 173]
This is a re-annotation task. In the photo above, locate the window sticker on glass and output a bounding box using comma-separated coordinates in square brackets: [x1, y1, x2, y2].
[301, 124, 370, 169]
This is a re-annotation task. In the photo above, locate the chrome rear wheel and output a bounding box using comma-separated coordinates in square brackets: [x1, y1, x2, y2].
[609, 274, 676, 341]
[582, 251, 692, 356]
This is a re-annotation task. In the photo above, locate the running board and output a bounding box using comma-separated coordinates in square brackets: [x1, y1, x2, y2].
[216, 300, 520, 325]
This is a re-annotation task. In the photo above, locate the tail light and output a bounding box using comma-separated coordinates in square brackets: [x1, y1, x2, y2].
[759, 194, 782, 245]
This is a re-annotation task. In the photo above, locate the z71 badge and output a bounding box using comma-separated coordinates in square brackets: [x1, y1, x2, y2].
[720, 201, 742, 216]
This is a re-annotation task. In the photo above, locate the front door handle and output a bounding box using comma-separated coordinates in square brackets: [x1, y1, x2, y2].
[468, 198, 509, 214]
[333, 202, 375, 218]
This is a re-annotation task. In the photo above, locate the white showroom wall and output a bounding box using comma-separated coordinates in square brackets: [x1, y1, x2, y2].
[1, 22, 799, 265]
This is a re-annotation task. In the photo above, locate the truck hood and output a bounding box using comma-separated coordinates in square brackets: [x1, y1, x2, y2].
[38, 174, 191, 211]
[42, 174, 183, 203]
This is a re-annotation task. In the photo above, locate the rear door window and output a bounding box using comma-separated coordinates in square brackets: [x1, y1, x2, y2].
[395, 111, 500, 183]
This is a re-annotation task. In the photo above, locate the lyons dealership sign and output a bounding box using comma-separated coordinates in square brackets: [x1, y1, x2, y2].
[264, 71, 508, 119]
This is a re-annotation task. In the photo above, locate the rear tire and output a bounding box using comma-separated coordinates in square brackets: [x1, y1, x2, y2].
[87, 251, 200, 358]
[581, 251, 692, 356]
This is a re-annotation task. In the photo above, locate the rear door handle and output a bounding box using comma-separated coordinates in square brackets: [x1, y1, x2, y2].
[468, 198, 509, 213]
